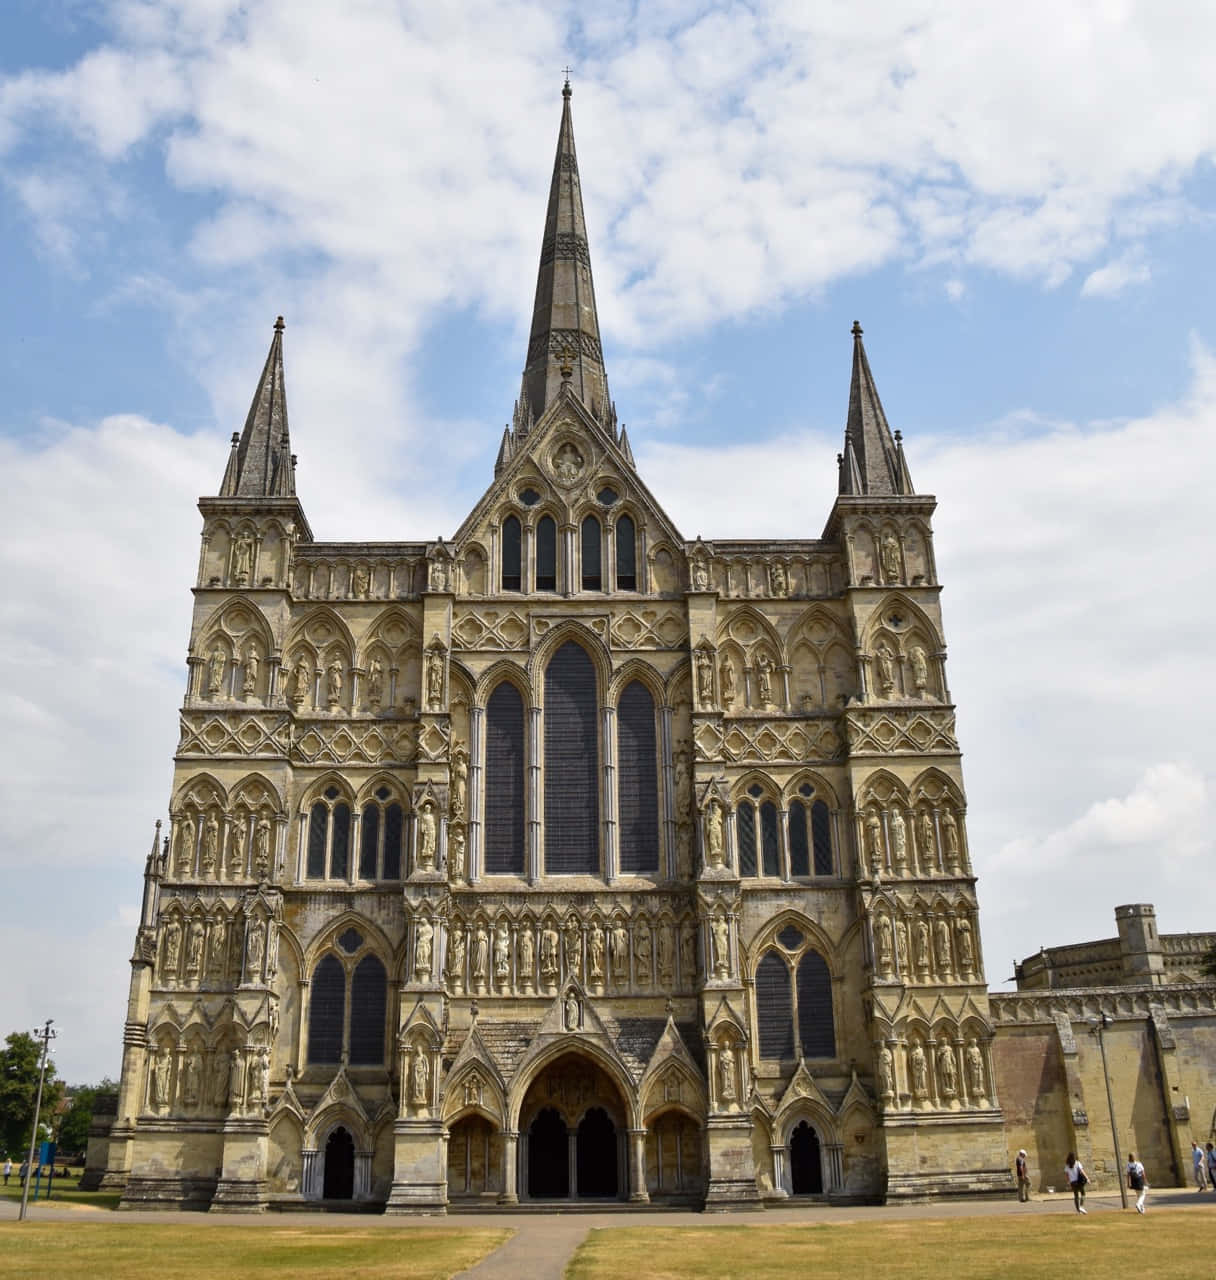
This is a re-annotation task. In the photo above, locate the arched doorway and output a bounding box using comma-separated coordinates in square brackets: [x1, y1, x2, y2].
[448, 1114, 500, 1199]
[528, 1107, 568, 1199]
[322, 1126, 355, 1199]
[789, 1120, 823, 1194]
[576, 1106, 617, 1197]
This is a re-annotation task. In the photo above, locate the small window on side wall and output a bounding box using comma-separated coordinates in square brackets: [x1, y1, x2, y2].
[581, 515, 602, 591]
[502, 515, 522, 591]
[536, 516, 557, 591]
[615, 515, 636, 590]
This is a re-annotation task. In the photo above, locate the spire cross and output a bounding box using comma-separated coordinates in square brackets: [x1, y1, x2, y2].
[562, 66, 574, 82]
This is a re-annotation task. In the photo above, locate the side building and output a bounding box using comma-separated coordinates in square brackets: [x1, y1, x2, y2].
[91, 83, 1011, 1211]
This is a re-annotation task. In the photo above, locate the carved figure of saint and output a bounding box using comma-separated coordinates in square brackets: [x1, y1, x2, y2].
[910, 1042, 928, 1098]
[447, 925, 466, 987]
[909, 645, 928, 697]
[207, 647, 227, 698]
[553, 442, 583, 483]
[881, 531, 901, 583]
[674, 750, 691, 820]
[676, 822, 692, 881]
[211, 1052, 230, 1109]
[245, 919, 265, 980]
[691, 557, 709, 591]
[657, 926, 674, 984]
[416, 801, 437, 871]
[426, 650, 444, 707]
[875, 643, 895, 695]
[411, 1052, 430, 1105]
[875, 915, 894, 974]
[448, 823, 466, 881]
[563, 923, 581, 981]
[540, 926, 560, 982]
[934, 918, 953, 972]
[232, 532, 254, 584]
[291, 657, 311, 704]
[695, 648, 714, 705]
[225, 823, 244, 877]
[414, 919, 434, 981]
[182, 1051, 202, 1106]
[246, 1051, 262, 1106]
[770, 561, 788, 598]
[200, 814, 220, 876]
[711, 915, 730, 977]
[681, 924, 696, 981]
[704, 799, 725, 869]
[719, 657, 736, 707]
[937, 1043, 957, 1098]
[587, 924, 604, 982]
[564, 990, 580, 1032]
[258, 1050, 270, 1106]
[493, 923, 510, 985]
[266, 921, 279, 978]
[449, 749, 470, 824]
[161, 919, 182, 977]
[879, 1045, 895, 1098]
[941, 810, 961, 868]
[174, 814, 196, 874]
[965, 1040, 986, 1098]
[464, 1072, 483, 1108]
[606, 922, 628, 983]
[367, 657, 384, 706]
[917, 810, 936, 869]
[472, 925, 490, 986]
[151, 1047, 170, 1108]
[889, 808, 908, 873]
[956, 918, 975, 973]
[353, 564, 370, 598]
[248, 816, 271, 880]
[207, 919, 226, 978]
[756, 652, 775, 705]
[864, 812, 883, 878]
[718, 1047, 736, 1103]
[635, 925, 652, 984]
[240, 644, 259, 698]
[326, 658, 343, 706]
[186, 918, 205, 974]
[914, 918, 931, 970]
[896, 919, 910, 971]
[518, 925, 535, 986]
[428, 556, 447, 592]
[228, 1049, 244, 1111]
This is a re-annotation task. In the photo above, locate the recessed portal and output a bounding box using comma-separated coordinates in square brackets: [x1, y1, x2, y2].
[789, 1120, 823, 1194]
[323, 1125, 355, 1200]
[527, 1106, 569, 1199]
[576, 1106, 617, 1197]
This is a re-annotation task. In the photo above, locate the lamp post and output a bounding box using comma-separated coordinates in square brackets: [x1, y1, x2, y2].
[1088, 1012, 1128, 1210]
[18, 1019, 56, 1221]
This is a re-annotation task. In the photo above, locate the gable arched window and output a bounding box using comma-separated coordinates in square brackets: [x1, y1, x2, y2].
[359, 788, 405, 880]
[485, 680, 526, 875]
[617, 680, 659, 875]
[581, 515, 602, 591]
[544, 640, 598, 874]
[502, 515, 522, 591]
[536, 515, 557, 591]
[789, 785, 834, 877]
[755, 950, 795, 1058]
[615, 514, 637, 590]
[736, 785, 780, 877]
[753, 925, 836, 1061]
[306, 787, 352, 880]
[796, 951, 836, 1058]
[308, 930, 388, 1066]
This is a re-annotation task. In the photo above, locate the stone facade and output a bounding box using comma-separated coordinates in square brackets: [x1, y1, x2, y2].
[94, 84, 1013, 1212]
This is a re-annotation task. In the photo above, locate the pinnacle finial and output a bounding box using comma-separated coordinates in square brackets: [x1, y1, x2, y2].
[851, 320, 863, 339]
[274, 315, 285, 332]
[562, 66, 573, 98]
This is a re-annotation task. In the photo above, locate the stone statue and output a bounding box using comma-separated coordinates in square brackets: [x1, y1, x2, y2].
[875, 914, 894, 975]
[704, 799, 725, 869]
[428, 555, 448, 592]
[253, 816, 272, 880]
[245, 919, 265, 980]
[518, 924, 535, 987]
[914, 918, 931, 970]
[880, 531, 901, 583]
[588, 924, 604, 982]
[411, 1051, 430, 1105]
[635, 925, 652, 984]
[879, 1044, 895, 1098]
[447, 924, 466, 988]
[414, 918, 434, 981]
[200, 814, 220, 877]
[563, 923, 581, 981]
[493, 923, 510, 986]
[426, 650, 444, 707]
[181, 1050, 201, 1106]
[937, 1042, 957, 1098]
[941, 809, 961, 868]
[291, 657, 311, 705]
[258, 1049, 270, 1107]
[207, 647, 227, 698]
[226, 823, 244, 878]
[241, 644, 259, 697]
[718, 1047, 737, 1103]
[889, 808, 908, 873]
[564, 990, 580, 1032]
[211, 1052, 230, 1109]
[206, 918, 226, 978]
[232, 532, 254, 584]
[695, 648, 714, 705]
[934, 918, 952, 972]
[228, 1048, 244, 1112]
[553, 442, 583, 483]
[186, 918, 205, 974]
[681, 924, 696, 981]
[719, 656, 736, 707]
[917, 810, 936, 870]
[367, 657, 384, 707]
[326, 658, 343, 706]
[691, 557, 709, 591]
[674, 750, 691, 819]
[463, 1072, 483, 1108]
[956, 918, 975, 973]
[151, 1047, 170, 1108]
[676, 823, 693, 881]
[864, 812, 883, 878]
[909, 645, 928, 697]
[174, 814, 195, 875]
[471, 925, 488, 987]
[609, 922, 629, 983]
[711, 915, 730, 977]
[965, 1039, 986, 1098]
[352, 564, 370, 598]
[416, 801, 437, 871]
[161, 919, 182, 978]
[875, 643, 895, 695]
[540, 925, 560, 983]
[756, 652, 774, 705]
[448, 823, 466, 881]
[910, 1041, 928, 1098]
[266, 920, 279, 979]
[246, 1051, 262, 1107]
[451, 745, 469, 820]
[769, 561, 788, 598]
[896, 919, 910, 972]
[657, 926, 674, 985]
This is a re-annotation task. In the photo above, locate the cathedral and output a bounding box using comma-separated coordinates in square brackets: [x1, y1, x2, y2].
[96, 82, 1015, 1211]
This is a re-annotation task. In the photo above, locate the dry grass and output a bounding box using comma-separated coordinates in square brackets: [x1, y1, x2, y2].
[0, 1222, 511, 1278]
[565, 1212, 1212, 1279]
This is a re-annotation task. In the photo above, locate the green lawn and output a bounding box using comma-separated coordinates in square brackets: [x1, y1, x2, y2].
[565, 1213, 1212, 1280]
[0, 1170, 122, 1211]
[0, 1222, 511, 1278]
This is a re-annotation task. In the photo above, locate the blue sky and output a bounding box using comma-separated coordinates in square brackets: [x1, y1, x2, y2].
[1, 0, 1214, 1082]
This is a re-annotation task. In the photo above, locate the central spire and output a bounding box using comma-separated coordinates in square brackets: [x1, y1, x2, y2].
[518, 79, 610, 430]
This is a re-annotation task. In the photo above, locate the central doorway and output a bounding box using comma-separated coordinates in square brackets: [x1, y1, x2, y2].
[527, 1107, 569, 1199]
[789, 1120, 823, 1194]
[323, 1126, 355, 1199]
[576, 1106, 617, 1197]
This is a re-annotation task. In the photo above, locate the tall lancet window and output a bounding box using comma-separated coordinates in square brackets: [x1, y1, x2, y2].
[544, 640, 599, 874]
[502, 515, 522, 591]
[485, 681, 526, 875]
[536, 515, 557, 591]
[617, 680, 659, 874]
[581, 515, 602, 591]
[615, 514, 637, 590]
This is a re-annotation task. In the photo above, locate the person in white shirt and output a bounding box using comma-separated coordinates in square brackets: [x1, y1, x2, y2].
[1126, 1153, 1148, 1213]
[1193, 1141, 1208, 1191]
[1064, 1152, 1087, 1213]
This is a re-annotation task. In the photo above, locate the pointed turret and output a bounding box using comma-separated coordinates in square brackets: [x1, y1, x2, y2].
[220, 316, 295, 497]
[839, 322, 914, 496]
[519, 79, 610, 427]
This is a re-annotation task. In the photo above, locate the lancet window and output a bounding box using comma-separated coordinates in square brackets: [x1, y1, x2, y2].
[485, 681, 526, 875]
[736, 784, 780, 878]
[306, 786, 352, 880]
[307, 931, 388, 1066]
[544, 640, 599, 873]
[754, 927, 836, 1061]
[501, 515, 522, 591]
[358, 787, 405, 881]
[536, 515, 557, 591]
[581, 515, 602, 590]
[617, 679, 659, 875]
[615, 514, 637, 590]
[789, 784, 834, 877]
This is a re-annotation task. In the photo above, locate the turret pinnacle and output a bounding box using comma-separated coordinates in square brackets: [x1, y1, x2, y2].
[219, 316, 295, 498]
[839, 322, 914, 497]
[518, 80, 610, 429]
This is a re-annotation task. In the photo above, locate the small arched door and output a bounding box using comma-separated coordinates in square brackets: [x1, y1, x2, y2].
[789, 1120, 823, 1194]
[528, 1107, 569, 1199]
[323, 1125, 355, 1199]
[576, 1106, 618, 1198]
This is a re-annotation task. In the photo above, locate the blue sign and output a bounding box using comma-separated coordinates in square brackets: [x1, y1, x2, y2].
[38, 1141, 56, 1168]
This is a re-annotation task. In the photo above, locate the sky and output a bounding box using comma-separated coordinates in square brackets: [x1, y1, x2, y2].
[1, 0, 1213, 1084]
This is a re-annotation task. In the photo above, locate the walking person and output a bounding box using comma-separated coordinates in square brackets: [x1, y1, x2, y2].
[1015, 1149, 1031, 1201]
[1193, 1141, 1208, 1191]
[1126, 1152, 1148, 1213]
[2, 1157, 10, 1185]
[1064, 1152, 1088, 1213]
[1207, 1142, 1216, 1189]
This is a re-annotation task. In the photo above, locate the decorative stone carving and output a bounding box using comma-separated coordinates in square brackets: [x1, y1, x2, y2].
[937, 1042, 957, 1099]
[226, 824, 244, 878]
[691, 555, 710, 591]
[909, 645, 928, 698]
[719, 657, 736, 708]
[718, 1046, 737, 1105]
[415, 918, 434, 981]
[889, 808, 908, 875]
[917, 810, 936, 871]
[518, 924, 535, 990]
[242, 644, 259, 698]
[161, 919, 182, 979]
[934, 917, 953, 974]
[956, 917, 975, 973]
[864, 812, 883, 879]
[206, 918, 226, 978]
[232, 531, 254, 585]
[695, 647, 715, 706]
[563, 921, 581, 982]
[564, 990, 580, 1031]
[635, 924, 652, 985]
[703, 798, 725, 870]
[463, 1072, 483, 1108]
[210, 1051, 229, 1109]
[552, 441, 584, 484]
[966, 1039, 986, 1099]
[426, 645, 445, 709]
[451, 744, 469, 820]
[608, 922, 628, 984]
[228, 1048, 244, 1112]
[674, 748, 692, 820]
[909, 1040, 928, 1099]
[711, 914, 730, 978]
[676, 822, 693, 880]
[207, 647, 227, 698]
[881, 531, 901, 584]
[680, 923, 696, 981]
[875, 643, 895, 696]
[352, 564, 371, 598]
[447, 923, 466, 991]
[427, 556, 448, 593]
[200, 814, 220, 877]
[494, 923, 510, 988]
[914, 918, 931, 973]
[472, 924, 489, 990]
[174, 815, 195, 876]
[150, 1046, 170, 1108]
[755, 652, 775, 706]
[186, 918, 204, 976]
[289, 657, 311, 707]
[253, 817, 272, 880]
[896, 919, 910, 972]
[448, 823, 466, 882]
[941, 809, 962, 871]
[325, 657, 343, 708]
[411, 1051, 430, 1105]
[657, 925, 674, 987]
[875, 914, 894, 977]
[416, 800, 438, 872]
[588, 923, 604, 984]
[245, 918, 265, 981]
[878, 1044, 895, 1099]
[769, 561, 788, 598]
[367, 658, 384, 708]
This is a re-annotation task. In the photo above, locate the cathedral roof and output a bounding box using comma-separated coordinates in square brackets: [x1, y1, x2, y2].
[219, 316, 296, 499]
[838, 321, 914, 497]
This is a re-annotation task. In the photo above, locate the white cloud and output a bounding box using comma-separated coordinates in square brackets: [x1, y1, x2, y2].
[1081, 252, 1152, 297]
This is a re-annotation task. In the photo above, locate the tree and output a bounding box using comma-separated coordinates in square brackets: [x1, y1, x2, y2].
[58, 1079, 118, 1155]
[0, 1031, 62, 1160]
